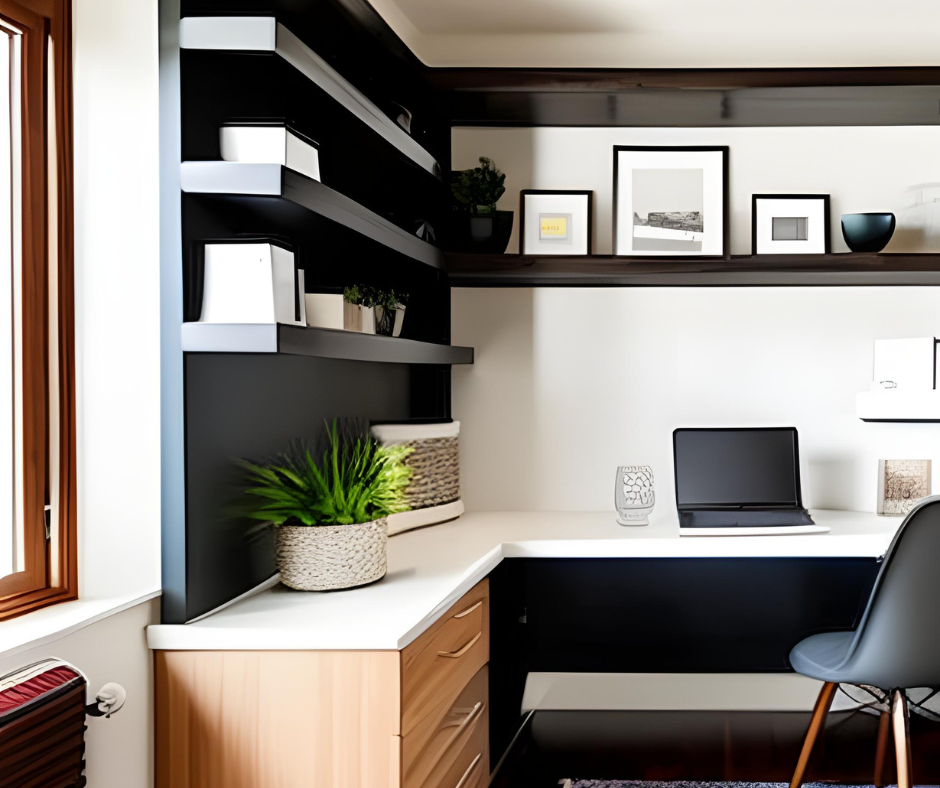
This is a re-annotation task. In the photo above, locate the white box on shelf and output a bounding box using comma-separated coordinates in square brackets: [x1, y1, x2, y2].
[872, 337, 937, 391]
[199, 242, 304, 326]
[221, 125, 320, 182]
[304, 293, 344, 330]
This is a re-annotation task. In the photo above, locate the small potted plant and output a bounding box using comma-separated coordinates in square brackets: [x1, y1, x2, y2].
[448, 157, 513, 253]
[241, 420, 413, 591]
[372, 288, 409, 337]
[343, 285, 375, 334]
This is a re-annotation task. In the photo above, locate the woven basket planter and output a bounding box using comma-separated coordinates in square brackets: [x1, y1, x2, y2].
[371, 421, 462, 535]
[276, 519, 388, 591]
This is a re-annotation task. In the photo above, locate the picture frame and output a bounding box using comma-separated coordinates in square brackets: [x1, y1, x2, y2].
[878, 459, 932, 516]
[613, 146, 729, 257]
[751, 194, 831, 255]
[520, 190, 593, 255]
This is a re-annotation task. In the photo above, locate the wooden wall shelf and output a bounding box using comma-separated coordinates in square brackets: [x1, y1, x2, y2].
[181, 162, 444, 269]
[446, 252, 940, 287]
[182, 323, 474, 365]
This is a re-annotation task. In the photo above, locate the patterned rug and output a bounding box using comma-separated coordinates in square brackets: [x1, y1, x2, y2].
[565, 783, 919, 788]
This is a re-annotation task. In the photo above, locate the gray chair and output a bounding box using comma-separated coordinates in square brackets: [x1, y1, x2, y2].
[788, 495, 940, 788]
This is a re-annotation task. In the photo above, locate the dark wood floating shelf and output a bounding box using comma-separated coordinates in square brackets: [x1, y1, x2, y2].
[446, 252, 940, 287]
[181, 162, 444, 270]
[181, 323, 473, 365]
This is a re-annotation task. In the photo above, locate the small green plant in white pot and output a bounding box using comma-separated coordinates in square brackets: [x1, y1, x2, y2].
[343, 285, 375, 334]
[370, 288, 409, 337]
[241, 421, 413, 591]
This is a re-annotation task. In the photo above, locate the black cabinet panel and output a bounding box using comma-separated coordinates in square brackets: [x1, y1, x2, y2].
[521, 557, 879, 672]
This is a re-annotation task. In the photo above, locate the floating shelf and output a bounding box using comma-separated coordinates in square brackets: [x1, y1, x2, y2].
[446, 252, 940, 287]
[856, 390, 940, 423]
[179, 16, 441, 177]
[181, 162, 443, 269]
[182, 323, 474, 365]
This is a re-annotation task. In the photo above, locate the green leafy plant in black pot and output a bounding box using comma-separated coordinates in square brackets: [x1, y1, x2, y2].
[448, 157, 514, 253]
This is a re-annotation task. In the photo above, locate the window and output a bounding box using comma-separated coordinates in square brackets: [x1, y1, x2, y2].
[0, 0, 75, 619]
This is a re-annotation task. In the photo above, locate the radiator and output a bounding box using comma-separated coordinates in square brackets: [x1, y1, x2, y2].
[0, 658, 88, 788]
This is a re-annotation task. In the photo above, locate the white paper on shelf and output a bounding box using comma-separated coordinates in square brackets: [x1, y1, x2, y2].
[221, 125, 320, 182]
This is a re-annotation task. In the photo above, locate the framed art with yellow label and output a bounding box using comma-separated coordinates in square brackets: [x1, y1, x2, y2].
[520, 190, 593, 255]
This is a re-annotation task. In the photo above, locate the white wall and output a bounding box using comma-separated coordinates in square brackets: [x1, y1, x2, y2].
[74, 0, 161, 601]
[0, 600, 158, 788]
[451, 127, 940, 513]
[453, 126, 940, 257]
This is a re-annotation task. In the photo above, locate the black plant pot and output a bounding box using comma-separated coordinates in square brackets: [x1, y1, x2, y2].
[447, 211, 514, 254]
[841, 212, 896, 253]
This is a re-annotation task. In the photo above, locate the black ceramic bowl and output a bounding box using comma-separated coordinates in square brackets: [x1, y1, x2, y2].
[841, 212, 896, 253]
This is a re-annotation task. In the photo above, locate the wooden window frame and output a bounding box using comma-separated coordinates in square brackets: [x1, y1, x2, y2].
[0, 0, 75, 619]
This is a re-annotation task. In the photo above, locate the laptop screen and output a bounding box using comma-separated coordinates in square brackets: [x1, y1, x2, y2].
[674, 428, 802, 509]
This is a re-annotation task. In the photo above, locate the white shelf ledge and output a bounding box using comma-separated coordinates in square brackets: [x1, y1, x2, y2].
[180, 16, 441, 178]
[856, 390, 940, 422]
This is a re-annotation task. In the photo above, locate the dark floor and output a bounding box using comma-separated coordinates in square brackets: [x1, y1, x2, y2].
[492, 709, 940, 787]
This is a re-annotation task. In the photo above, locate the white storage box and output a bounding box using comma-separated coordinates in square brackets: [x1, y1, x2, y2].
[221, 124, 320, 182]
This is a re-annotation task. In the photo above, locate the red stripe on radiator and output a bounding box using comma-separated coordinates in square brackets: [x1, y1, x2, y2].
[0, 667, 82, 717]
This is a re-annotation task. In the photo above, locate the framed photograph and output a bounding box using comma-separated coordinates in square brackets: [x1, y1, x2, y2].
[613, 146, 728, 257]
[878, 459, 932, 516]
[520, 190, 593, 255]
[752, 194, 831, 254]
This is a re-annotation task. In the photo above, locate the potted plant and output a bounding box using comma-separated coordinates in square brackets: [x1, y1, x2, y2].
[448, 157, 513, 253]
[371, 288, 409, 337]
[343, 285, 375, 334]
[241, 420, 413, 591]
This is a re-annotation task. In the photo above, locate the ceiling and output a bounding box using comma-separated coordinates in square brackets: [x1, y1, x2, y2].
[365, 0, 940, 68]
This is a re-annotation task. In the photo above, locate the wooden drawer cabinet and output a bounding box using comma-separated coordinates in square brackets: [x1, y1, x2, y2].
[156, 579, 491, 788]
[402, 581, 489, 738]
[404, 666, 488, 788]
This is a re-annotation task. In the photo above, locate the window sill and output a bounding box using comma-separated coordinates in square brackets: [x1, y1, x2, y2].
[0, 588, 161, 661]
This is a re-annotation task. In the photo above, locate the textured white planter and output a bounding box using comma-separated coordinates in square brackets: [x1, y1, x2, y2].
[276, 520, 388, 591]
[343, 302, 375, 334]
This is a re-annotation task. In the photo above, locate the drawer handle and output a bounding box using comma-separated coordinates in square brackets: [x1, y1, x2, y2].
[453, 600, 483, 620]
[438, 631, 482, 659]
[454, 753, 483, 788]
[443, 701, 484, 732]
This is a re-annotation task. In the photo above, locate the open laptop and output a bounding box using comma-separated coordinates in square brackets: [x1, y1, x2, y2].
[674, 427, 829, 536]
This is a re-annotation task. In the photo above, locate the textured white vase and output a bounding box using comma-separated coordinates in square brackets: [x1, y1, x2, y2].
[615, 465, 655, 526]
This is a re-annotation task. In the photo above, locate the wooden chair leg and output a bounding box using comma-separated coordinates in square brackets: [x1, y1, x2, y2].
[893, 690, 913, 788]
[789, 682, 837, 788]
[873, 710, 891, 788]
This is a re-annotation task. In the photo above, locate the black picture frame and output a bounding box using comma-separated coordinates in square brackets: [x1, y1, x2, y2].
[751, 194, 831, 254]
[519, 189, 594, 255]
[613, 145, 729, 259]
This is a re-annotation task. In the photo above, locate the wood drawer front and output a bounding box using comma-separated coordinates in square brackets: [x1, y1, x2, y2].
[402, 579, 489, 737]
[403, 665, 487, 788]
[412, 701, 488, 788]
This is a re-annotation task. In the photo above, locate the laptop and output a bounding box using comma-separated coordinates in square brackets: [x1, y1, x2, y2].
[673, 427, 828, 536]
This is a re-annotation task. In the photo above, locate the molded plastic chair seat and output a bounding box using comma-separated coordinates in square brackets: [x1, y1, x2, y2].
[788, 631, 856, 684]
[786, 495, 940, 788]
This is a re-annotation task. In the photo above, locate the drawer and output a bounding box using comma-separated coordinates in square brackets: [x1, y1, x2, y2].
[417, 700, 488, 788]
[402, 579, 489, 738]
[403, 665, 488, 788]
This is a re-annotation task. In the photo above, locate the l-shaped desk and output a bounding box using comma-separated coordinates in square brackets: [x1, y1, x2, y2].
[148, 509, 900, 788]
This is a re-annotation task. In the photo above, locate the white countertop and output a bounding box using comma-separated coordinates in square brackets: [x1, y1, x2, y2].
[146, 509, 900, 652]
